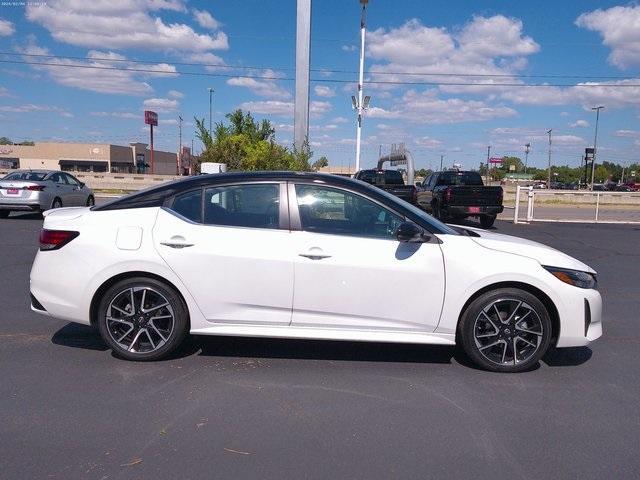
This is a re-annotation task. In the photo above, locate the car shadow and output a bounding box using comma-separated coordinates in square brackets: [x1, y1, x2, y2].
[50, 323, 593, 369]
[447, 217, 497, 231]
[3, 212, 43, 221]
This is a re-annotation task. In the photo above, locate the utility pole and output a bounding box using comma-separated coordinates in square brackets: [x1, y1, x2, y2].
[524, 143, 531, 174]
[590, 106, 604, 190]
[191, 138, 194, 176]
[486, 145, 491, 185]
[547, 129, 552, 188]
[354, 0, 369, 173]
[440, 155, 444, 171]
[208, 88, 214, 138]
[177, 115, 183, 175]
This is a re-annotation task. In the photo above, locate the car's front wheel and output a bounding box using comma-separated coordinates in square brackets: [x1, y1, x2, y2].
[459, 288, 553, 372]
[97, 277, 189, 361]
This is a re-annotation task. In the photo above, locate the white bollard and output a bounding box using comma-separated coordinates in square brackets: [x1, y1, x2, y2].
[514, 185, 521, 224]
[526, 186, 534, 222]
[595, 192, 600, 222]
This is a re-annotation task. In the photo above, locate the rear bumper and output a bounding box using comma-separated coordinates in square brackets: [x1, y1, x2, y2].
[445, 205, 504, 216]
[0, 202, 42, 211]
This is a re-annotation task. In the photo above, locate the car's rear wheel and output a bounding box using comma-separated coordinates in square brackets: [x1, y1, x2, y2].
[0, 211, 9, 218]
[51, 197, 62, 209]
[97, 277, 189, 361]
[479, 214, 496, 228]
[86, 195, 95, 207]
[459, 288, 552, 372]
[433, 201, 448, 222]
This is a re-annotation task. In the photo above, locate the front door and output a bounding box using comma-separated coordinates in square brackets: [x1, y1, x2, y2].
[153, 182, 294, 325]
[290, 183, 445, 332]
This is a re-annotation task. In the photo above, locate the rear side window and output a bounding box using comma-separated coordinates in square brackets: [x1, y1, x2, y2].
[4, 171, 47, 181]
[437, 172, 483, 186]
[204, 183, 280, 229]
[171, 189, 202, 223]
[384, 170, 404, 185]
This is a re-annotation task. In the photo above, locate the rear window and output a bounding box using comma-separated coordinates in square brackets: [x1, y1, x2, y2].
[3, 171, 47, 181]
[437, 171, 483, 186]
[358, 170, 404, 185]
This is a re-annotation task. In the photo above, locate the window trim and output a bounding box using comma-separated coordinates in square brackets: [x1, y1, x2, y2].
[288, 181, 408, 240]
[166, 181, 289, 231]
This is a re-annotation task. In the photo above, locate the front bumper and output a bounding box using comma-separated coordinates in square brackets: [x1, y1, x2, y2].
[556, 287, 603, 347]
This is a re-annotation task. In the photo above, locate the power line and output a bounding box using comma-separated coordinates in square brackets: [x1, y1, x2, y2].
[1, 51, 636, 81]
[2, 58, 640, 88]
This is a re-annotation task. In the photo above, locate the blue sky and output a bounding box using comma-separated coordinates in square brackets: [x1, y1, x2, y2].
[1, 0, 639, 171]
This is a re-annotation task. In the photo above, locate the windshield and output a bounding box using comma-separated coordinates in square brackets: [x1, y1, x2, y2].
[437, 171, 484, 186]
[371, 186, 460, 235]
[3, 171, 47, 181]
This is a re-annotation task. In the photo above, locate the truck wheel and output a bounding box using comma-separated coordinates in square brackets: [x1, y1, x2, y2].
[433, 202, 448, 222]
[480, 214, 496, 228]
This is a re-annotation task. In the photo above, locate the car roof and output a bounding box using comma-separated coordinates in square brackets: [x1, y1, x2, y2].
[94, 171, 374, 211]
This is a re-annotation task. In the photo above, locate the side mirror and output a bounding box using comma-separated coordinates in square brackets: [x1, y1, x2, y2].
[79, 182, 85, 188]
[415, 182, 422, 187]
[395, 221, 430, 243]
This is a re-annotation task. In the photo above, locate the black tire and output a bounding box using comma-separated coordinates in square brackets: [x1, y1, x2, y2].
[0, 211, 9, 218]
[97, 277, 189, 361]
[433, 201, 449, 222]
[51, 197, 63, 209]
[479, 214, 496, 229]
[86, 195, 95, 207]
[458, 288, 553, 373]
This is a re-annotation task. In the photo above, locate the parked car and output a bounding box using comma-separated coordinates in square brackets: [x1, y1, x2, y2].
[0, 170, 94, 218]
[353, 169, 417, 205]
[416, 170, 503, 228]
[29, 172, 602, 373]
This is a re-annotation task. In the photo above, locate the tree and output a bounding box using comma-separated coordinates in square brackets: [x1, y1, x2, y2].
[311, 156, 329, 171]
[0, 137, 12, 145]
[500, 156, 523, 173]
[414, 168, 432, 178]
[194, 109, 313, 173]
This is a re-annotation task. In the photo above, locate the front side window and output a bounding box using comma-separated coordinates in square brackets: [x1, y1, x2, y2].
[204, 183, 280, 229]
[295, 184, 404, 239]
[64, 173, 80, 186]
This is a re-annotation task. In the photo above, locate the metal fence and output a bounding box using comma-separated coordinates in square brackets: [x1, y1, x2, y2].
[513, 185, 640, 225]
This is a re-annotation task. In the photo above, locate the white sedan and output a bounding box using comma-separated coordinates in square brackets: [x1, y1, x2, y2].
[29, 172, 602, 372]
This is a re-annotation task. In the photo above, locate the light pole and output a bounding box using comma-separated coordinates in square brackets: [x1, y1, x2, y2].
[354, 0, 369, 173]
[440, 154, 444, 171]
[177, 115, 183, 175]
[524, 143, 530, 174]
[208, 88, 214, 138]
[486, 145, 491, 184]
[590, 106, 604, 190]
[547, 129, 552, 188]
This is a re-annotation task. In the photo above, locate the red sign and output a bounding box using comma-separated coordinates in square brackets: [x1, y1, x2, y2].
[489, 157, 503, 164]
[144, 110, 158, 126]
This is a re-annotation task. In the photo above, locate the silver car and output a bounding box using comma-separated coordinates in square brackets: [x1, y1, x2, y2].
[0, 170, 95, 217]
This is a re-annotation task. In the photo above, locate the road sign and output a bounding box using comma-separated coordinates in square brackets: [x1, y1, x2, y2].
[144, 110, 158, 126]
[489, 157, 503, 164]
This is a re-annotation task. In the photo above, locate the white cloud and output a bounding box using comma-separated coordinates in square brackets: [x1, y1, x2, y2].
[26, 0, 228, 52]
[167, 90, 184, 99]
[570, 120, 590, 128]
[0, 86, 9, 97]
[576, 6, 640, 69]
[0, 104, 71, 117]
[332, 116, 349, 123]
[91, 111, 139, 119]
[314, 85, 336, 97]
[193, 9, 221, 30]
[0, 18, 15, 36]
[414, 136, 443, 149]
[227, 71, 291, 99]
[342, 45, 357, 52]
[368, 89, 517, 124]
[187, 52, 226, 71]
[238, 100, 332, 118]
[614, 130, 640, 138]
[143, 97, 179, 112]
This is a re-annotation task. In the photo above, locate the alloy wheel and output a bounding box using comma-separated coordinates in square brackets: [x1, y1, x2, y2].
[473, 298, 544, 366]
[105, 286, 175, 354]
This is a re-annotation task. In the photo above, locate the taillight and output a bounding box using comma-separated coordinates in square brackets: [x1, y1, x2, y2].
[24, 185, 45, 191]
[39, 229, 79, 251]
[445, 187, 452, 202]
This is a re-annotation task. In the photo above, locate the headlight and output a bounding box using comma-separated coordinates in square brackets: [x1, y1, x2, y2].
[543, 266, 597, 289]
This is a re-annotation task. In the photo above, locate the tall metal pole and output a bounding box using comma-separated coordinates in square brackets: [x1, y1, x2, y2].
[524, 143, 530, 174]
[440, 155, 444, 171]
[150, 124, 154, 174]
[486, 145, 491, 185]
[590, 106, 604, 190]
[208, 88, 214, 138]
[547, 129, 552, 188]
[294, 0, 311, 153]
[178, 115, 183, 175]
[354, 0, 368, 172]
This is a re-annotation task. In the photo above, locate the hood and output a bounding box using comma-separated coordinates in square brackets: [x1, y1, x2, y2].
[458, 225, 596, 274]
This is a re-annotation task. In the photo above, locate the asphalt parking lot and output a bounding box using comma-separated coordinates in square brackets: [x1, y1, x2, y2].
[1, 210, 639, 479]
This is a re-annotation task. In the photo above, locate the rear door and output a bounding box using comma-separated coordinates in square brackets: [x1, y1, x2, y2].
[152, 181, 295, 325]
[289, 182, 445, 332]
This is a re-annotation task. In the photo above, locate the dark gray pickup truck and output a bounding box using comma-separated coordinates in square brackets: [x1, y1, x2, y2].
[353, 169, 418, 205]
[416, 170, 503, 228]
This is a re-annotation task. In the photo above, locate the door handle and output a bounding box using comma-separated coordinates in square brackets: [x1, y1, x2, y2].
[160, 236, 194, 249]
[299, 247, 331, 260]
